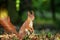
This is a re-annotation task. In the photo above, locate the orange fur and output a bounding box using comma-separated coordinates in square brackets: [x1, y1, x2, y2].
[0, 16, 20, 40]
[19, 11, 35, 40]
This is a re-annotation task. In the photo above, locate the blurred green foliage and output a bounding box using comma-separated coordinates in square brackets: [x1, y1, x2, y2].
[0, 0, 60, 32]
[32, 0, 50, 10]
[7, 0, 60, 29]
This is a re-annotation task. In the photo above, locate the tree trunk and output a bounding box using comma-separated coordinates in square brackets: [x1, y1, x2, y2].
[51, 0, 56, 21]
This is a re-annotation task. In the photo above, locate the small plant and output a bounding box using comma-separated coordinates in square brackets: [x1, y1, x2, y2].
[12, 36, 19, 40]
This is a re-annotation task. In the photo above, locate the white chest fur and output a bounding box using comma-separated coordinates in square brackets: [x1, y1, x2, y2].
[25, 29, 30, 35]
[29, 21, 33, 28]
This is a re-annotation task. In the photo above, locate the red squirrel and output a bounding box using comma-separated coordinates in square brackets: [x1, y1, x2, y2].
[19, 11, 35, 40]
[0, 9, 20, 39]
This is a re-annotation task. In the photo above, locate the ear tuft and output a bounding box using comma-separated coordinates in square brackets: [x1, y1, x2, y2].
[28, 11, 31, 16]
[31, 11, 34, 15]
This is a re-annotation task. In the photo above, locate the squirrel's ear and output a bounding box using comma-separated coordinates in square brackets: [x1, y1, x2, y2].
[31, 11, 34, 15]
[28, 11, 31, 16]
